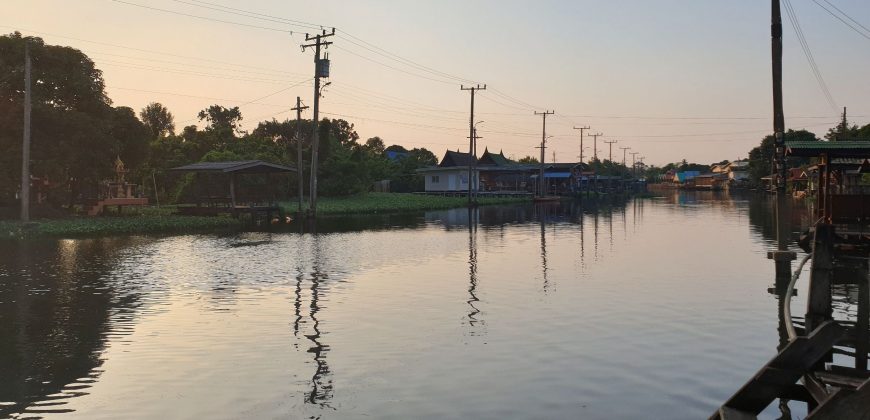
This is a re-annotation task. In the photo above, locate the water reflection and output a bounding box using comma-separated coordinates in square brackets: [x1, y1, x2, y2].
[303, 237, 334, 408]
[465, 208, 483, 333]
[0, 238, 147, 418]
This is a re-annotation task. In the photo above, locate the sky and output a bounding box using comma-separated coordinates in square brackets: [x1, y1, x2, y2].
[5, 0, 870, 166]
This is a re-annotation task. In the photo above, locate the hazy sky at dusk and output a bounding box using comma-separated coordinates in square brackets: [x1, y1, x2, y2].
[6, 0, 870, 165]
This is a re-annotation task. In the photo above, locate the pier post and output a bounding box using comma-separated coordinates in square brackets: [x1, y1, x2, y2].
[805, 224, 834, 333]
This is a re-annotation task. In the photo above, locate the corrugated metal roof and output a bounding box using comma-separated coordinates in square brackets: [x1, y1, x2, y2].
[786, 141, 870, 157]
[170, 160, 296, 173]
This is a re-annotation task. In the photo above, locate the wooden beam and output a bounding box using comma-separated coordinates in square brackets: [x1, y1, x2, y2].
[711, 321, 844, 417]
[806, 378, 870, 419]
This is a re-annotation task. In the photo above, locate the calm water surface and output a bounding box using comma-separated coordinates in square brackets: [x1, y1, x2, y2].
[0, 192, 856, 419]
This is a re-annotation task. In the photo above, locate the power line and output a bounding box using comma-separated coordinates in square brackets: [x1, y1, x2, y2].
[97, 59, 310, 84]
[89, 50, 307, 78]
[812, 0, 870, 41]
[782, 0, 838, 111]
[110, 0, 296, 33]
[172, 0, 322, 31]
[1, 26, 292, 75]
[177, 78, 313, 123]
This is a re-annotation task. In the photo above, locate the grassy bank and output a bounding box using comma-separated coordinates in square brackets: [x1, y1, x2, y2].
[282, 192, 529, 215]
[2, 193, 528, 239]
[1, 207, 241, 240]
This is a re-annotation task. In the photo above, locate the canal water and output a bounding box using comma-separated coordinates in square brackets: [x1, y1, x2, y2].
[0, 192, 855, 419]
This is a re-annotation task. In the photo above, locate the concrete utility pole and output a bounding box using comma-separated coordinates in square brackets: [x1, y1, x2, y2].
[461, 84, 486, 206]
[301, 28, 335, 218]
[292, 96, 309, 216]
[590, 133, 602, 162]
[771, 0, 785, 191]
[21, 42, 32, 222]
[573, 126, 590, 163]
[604, 139, 617, 162]
[769, 0, 797, 317]
[535, 110, 555, 197]
[620, 146, 630, 167]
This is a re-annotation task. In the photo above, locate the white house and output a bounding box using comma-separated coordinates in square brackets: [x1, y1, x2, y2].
[418, 150, 479, 192]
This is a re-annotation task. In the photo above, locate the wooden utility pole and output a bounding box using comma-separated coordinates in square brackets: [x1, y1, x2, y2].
[535, 110, 555, 197]
[301, 28, 335, 218]
[461, 84, 485, 206]
[604, 139, 617, 162]
[573, 125, 590, 163]
[620, 146, 630, 167]
[292, 96, 309, 215]
[21, 42, 32, 222]
[590, 133, 602, 162]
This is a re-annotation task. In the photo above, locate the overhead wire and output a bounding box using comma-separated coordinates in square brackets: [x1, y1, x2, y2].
[812, 0, 870, 41]
[782, 0, 838, 111]
[110, 0, 296, 33]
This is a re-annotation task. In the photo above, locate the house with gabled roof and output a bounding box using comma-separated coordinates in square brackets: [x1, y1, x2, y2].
[417, 150, 478, 192]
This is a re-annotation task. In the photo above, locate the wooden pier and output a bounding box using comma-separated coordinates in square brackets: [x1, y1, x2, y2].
[710, 141, 870, 418]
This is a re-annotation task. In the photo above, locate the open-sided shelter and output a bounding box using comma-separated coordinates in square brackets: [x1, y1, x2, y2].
[170, 160, 296, 216]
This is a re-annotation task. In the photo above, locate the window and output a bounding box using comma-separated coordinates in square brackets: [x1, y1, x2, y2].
[431, 175, 440, 183]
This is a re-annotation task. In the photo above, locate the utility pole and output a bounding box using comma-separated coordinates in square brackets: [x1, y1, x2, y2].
[630, 152, 640, 177]
[535, 110, 555, 197]
[461, 84, 485, 206]
[620, 146, 630, 167]
[590, 133, 602, 162]
[292, 96, 309, 216]
[771, 0, 785, 191]
[21, 41, 31, 223]
[301, 27, 335, 218]
[838, 106, 848, 141]
[770, 0, 799, 327]
[573, 126, 590, 163]
[604, 139, 617, 162]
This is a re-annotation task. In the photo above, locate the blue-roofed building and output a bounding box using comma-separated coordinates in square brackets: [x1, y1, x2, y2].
[385, 150, 410, 161]
[674, 171, 701, 185]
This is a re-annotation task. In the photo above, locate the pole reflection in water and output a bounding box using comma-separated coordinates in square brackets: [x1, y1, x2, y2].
[296, 235, 334, 409]
[579, 207, 586, 270]
[539, 204, 550, 293]
[594, 209, 599, 262]
[465, 207, 484, 333]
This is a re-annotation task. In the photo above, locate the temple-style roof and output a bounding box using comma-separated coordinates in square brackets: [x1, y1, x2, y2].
[786, 141, 870, 158]
[170, 160, 296, 173]
[477, 148, 514, 166]
[439, 150, 475, 167]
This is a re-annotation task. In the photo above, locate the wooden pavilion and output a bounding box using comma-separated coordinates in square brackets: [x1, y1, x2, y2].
[170, 160, 296, 218]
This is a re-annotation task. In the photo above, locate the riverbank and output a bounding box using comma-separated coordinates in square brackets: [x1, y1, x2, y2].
[1, 213, 241, 240]
[1, 193, 530, 239]
[285, 192, 528, 215]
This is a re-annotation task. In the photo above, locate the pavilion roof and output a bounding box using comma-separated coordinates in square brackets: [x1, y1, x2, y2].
[785, 141, 870, 158]
[170, 160, 296, 174]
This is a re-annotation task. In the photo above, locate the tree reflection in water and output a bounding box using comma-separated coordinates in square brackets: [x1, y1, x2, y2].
[0, 238, 145, 418]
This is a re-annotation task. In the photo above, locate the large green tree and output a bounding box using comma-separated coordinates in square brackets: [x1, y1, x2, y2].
[747, 129, 818, 183]
[140, 102, 175, 138]
[0, 32, 147, 207]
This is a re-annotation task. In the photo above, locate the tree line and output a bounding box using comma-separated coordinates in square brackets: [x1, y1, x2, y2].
[0, 33, 436, 214]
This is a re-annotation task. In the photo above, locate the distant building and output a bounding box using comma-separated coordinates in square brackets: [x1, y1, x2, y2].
[385, 150, 410, 161]
[726, 160, 750, 181]
[418, 150, 477, 192]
